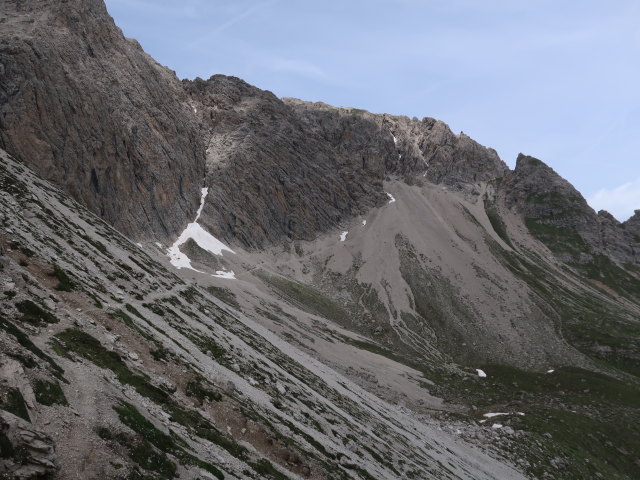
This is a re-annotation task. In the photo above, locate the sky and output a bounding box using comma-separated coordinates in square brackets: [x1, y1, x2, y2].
[104, 0, 640, 221]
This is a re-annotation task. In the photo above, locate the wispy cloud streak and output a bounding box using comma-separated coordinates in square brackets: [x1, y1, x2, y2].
[188, 0, 279, 48]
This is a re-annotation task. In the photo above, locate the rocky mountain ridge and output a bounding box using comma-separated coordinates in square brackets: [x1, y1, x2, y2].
[1, 0, 639, 479]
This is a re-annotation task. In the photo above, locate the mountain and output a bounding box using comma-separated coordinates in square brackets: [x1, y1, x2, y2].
[1, 1, 639, 479]
[0, 0, 204, 241]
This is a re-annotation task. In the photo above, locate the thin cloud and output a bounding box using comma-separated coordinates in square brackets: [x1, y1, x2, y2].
[106, 0, 199, 18]
[588, 177, 640, 221]
[188, 0, 279, 49]
[267, 58, 328, 80]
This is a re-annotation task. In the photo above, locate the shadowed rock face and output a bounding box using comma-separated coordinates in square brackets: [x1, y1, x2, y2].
[184, 76, 389, 249]
[0, 412, 57, 479]
[0, 0, 205, 241]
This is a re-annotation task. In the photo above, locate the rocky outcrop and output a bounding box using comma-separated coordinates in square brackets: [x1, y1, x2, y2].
[284, 99, 508, 188]
[503, 154, 639, 270]
[0, 411, 57, 479]
[381, 115, 508, 187]
[622, 211, 640, 265]
[185, 76, 389, 248]
[0, 0, 204, 241]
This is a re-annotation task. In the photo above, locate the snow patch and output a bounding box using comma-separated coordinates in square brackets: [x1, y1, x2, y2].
[195, 187, 208, 221]
[386, 193, 396, 204]
[476, 369, 487, 378]
[483, 412, 508, 418]
[213, 269, 236, 280]
[491, 424, 503, 430]
[155, 242, 163, 248]
[340, 231, 348, 242]
[362, 220, 367, 226]
[546, 369, 555, 374]
[167, 187, 234, 275]
[391, 133, 397, 145]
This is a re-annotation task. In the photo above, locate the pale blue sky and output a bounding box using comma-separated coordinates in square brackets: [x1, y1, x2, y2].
[104, 0, 640, 220]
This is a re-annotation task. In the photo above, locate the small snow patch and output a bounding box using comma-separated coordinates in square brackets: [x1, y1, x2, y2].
[213, 269, 236, 280]
[155, 242, 163, 248]
[491, 423, 503, 430]
[362, 220, 367, 226]
[476, 369, 487, 378]
[386, 193, 396, 204]
[546, 369, 555, 374]
[483, 412, 508, 418]
[339, 231, 348, 242]
[135, 242, 142, 248]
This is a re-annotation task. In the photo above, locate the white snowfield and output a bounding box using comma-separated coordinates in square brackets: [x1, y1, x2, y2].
[340, 231, 348, 242]
[476, 369, 487, 377]
[167, 187, 235, 278]
[387, 192, 396, 204]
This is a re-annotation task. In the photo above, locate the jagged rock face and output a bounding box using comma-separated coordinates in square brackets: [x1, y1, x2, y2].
[284, 99, 508, 188]
[503, 154, 594, 226]
[0, 0, 205, 241]
[383, 115, 508, 186]
[184, 76, 389, 248]
[503, 154, 639, 268]
[0, 411, 57, 479]
[597, 210, 638, 266]
[622, 211, 640, 264]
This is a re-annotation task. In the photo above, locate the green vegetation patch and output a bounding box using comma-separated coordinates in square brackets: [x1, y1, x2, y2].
[249, 459, 290, 480]
[519, 407, 640, 479]
[33, 379, 68, 406]
[186, 377, 222, 404]
[15, 300, 58, 325]
[431, 363, 640, 479]
[575, 254, 640, 301]
[257, 271, 349, 324]
[0, 315, 64, 378]
[0, 388, 30, 422]
[114, 402, 224, 480]
[524, 218, 589, 259]
[484, 198, 513, 248]
[55, 328, 246, 463]
[52, 264, 74, 291]
[0, 430, 14, 459]
[205, 286, 240, 310]
[54, 328, 169, 405]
